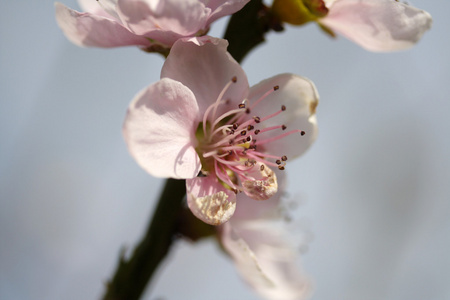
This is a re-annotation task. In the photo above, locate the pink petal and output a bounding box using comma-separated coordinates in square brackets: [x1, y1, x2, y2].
[55, 2, 150, 48]
[233, 169, 286, 220]
[248, 73, 319, 160]
[186, 176, 237, 225]
[321, 0, 432, 52]
[123, 78, 201, 179]
[220, 220, 311, 300]
[78, 0, 119, 19]
[161, 36, 249, 119]
[205, 0, 251, 26]
[116, 0, 210, 45]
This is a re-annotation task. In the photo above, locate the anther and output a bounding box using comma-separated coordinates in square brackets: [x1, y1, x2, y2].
[301, 131, 306, 136]
[278, 166, 285, 170]
[245, 108, 250, 114]
[253, 116, 261, 123]
[231, 76, 237, 83]
[240, 130, 247, 136]
[281, 105, 286, 111]
[238, 103, 246, 109]
[233, 123, 239, 130]
[281, 155, 288, 161]
[260, 164, 265, 171]
[246, 136, 251, 142]
[276, 159, 281, 165]
[254, 129, 260, 135]
[274, 85, 279, 91]
[282, 125, 287, 130]
[247, 125, 254, 131]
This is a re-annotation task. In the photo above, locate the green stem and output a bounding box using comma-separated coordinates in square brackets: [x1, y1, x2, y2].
[102, 178, 186, 300]
[224, 0, 283, 63]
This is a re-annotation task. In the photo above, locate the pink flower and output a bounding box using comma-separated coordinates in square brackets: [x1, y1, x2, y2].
[54, 0, 250, 49]
[123, 36, 319, 225]
[320, 0, 432, 52]
[219, 171, 312, 300]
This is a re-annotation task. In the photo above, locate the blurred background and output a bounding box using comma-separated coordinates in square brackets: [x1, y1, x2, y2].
[1, 1, 449, 299]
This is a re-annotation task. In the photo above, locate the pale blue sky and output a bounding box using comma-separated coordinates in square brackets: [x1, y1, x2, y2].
[1, 1, 449, 300]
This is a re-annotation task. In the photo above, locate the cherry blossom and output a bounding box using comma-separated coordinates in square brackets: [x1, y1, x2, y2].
[272, 0, 432, 52]
[220, 171, 312, 300]
[320, 0, 432, 51]
[55, 0, 249, 50]
[123, 36, 319, 225]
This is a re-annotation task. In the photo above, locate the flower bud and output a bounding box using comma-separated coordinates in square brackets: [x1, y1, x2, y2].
[271, 0, 328, 25]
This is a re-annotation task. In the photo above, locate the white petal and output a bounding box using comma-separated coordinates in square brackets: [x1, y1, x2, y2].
[123, 78, 201, 179]
[220, 220, 311, 300]
[186, 176, 237, 225]
[321, 0, 432, 52]
[233, 169, 286, 220]
[248, 73, 319, 160]
[161, 37, 249, 118]
[239, 162, 278, 201]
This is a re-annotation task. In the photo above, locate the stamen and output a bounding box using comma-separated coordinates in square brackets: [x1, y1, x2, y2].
[258, 125, 286, 134]
[209, 78, 237, 131]
[260, 109, 283, 123]
[253, 129, 306, 146]
[210, 107, 246, 135]
[250, 85, 279, 110]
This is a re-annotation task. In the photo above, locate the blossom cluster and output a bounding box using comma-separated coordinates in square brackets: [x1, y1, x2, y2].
[55, 0, 431, 299]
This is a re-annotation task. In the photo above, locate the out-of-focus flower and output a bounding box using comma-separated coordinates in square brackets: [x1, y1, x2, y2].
[54, 0, 250, 51]
[123, 36, 318, 225]
[272, 0, 432, 52]
[219, 171, 312, 300]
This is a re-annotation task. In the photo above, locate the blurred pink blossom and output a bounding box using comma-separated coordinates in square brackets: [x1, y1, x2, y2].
[55, 0, 249, 49]
[320, 0, 432, 51]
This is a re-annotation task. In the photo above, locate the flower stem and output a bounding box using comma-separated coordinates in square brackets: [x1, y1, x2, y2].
[224, 0, 283, 63]
[101, 178, 186, 300]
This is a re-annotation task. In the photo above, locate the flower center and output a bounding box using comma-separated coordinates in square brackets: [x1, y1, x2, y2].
[195, 77, 306, 199]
